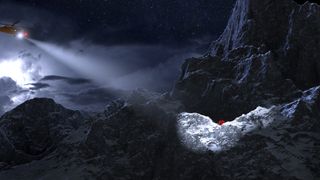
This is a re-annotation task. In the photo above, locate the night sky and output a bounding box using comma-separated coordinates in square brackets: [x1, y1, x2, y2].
[0, 0, 235, 114]
[3, 0, 235, 44]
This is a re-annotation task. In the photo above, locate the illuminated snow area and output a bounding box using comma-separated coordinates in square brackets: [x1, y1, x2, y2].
[178, 106, 281, 152]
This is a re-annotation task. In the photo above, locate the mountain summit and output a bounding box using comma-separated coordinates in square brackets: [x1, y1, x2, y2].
[0, 98, 83, 165]
[173, 0, 320, 121]
[211, 0, 320, 89]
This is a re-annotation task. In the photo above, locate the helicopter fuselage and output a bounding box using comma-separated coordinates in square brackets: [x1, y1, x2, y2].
[0, 25, 28, 39]
[0, 26, 18, 35]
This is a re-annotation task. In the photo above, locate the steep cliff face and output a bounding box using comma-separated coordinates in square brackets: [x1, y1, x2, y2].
[211, 0, 320, 89]
[173, 0, 320, 121]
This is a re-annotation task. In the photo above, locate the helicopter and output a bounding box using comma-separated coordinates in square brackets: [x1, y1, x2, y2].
[0, 20, 29, 39]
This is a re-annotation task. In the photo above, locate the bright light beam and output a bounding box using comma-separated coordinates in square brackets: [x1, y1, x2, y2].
[29, 39, 120, 87]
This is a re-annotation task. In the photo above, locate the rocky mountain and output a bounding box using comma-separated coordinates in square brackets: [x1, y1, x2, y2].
[295, 0, 320, 5]
[0, 98, 84, 167]
[172, 0, 320, 121]
[0, 0, 320, 179]
[0, 89, 319, 179]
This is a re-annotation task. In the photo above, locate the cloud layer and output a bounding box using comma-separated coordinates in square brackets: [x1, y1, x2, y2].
[0, 77, 23, 115]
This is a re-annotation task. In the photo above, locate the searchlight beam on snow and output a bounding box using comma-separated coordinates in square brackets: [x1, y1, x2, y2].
[177, 106, 285, 152]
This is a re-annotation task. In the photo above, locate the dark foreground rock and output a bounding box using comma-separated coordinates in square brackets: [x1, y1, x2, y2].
[0, 98, 84, 166]
[0, 87, 319, 179]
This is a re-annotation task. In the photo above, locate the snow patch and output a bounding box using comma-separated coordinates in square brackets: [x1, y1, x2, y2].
[281, 100, 300, 118]
[302, 86, 320, 104]
[177, 106, 283, 152]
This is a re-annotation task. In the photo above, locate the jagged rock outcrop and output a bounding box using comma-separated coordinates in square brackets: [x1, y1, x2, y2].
[295, 0, 320, 5]
[211, 0, 320, 89]
[213, 86, 320, 179]
[173, 0, 320, 121]
[176, 86, 320, 179]
[170, 0, 320, 178]
[0, 98, 84, 166]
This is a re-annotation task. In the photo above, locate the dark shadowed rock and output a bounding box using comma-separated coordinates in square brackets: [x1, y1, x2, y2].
[294, 0, 320, 5]
[210, 0, 320, 90]
[0, 98, 84, 165]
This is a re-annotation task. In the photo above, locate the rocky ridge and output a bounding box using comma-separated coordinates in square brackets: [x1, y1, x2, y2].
[173, 0, 320, 121]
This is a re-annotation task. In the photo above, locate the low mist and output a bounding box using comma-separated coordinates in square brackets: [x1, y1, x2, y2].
[28, 39, 200, 91]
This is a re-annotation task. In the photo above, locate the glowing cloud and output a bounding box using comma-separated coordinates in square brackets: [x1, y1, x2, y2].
[0, 59, 28, 87]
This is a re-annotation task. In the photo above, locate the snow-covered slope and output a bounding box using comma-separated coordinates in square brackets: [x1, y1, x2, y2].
[178, 87, 320, 153]
[178, 86, 320, 179]
[178, 106, 279, 152]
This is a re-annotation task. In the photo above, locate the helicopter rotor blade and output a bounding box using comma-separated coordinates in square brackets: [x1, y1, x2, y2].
[11, 20, 20, 26]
